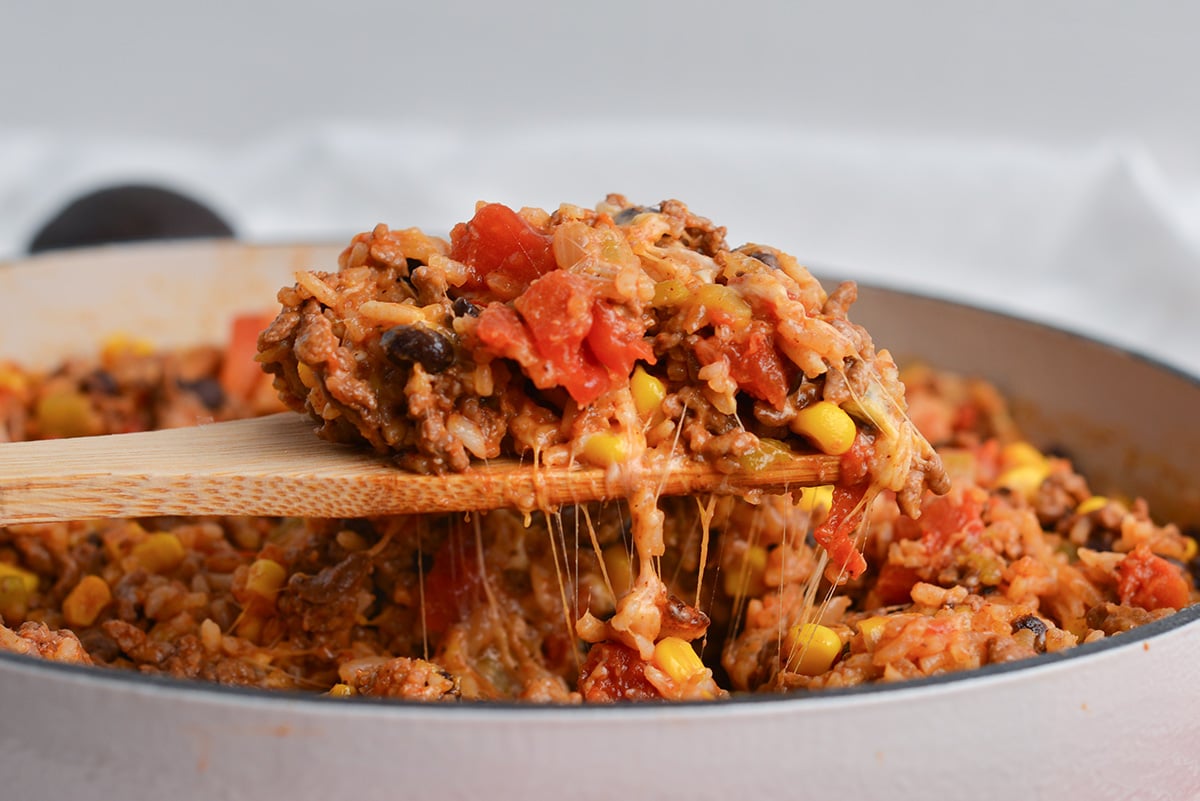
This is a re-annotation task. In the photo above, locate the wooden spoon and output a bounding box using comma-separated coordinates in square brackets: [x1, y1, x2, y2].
[0, 413, 842, 525]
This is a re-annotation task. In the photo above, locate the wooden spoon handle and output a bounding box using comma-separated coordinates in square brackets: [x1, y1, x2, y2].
[0, 414, 842, 524]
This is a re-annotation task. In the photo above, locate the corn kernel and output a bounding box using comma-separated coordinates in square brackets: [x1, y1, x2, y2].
[797, 484, 834, 515]
[652, 279, 690, 307]
[723, 544, 768, 599]
[328, 683, 356, 697]
[580, 431, 632, 467]
[857, 616, 890, 647]
[36, 390, 101, 438]
[130, 532, 186, 574]
[1000, 441, 1046, 470]
[100, 330, 156, 369]
[245, 558, 287, 601]
[1183, 536, 1198, 562]
[996, 463, 1050, 501]
[296, 361, 320, 390]
[0, 575, 29, 621]
[103, 333, 152, 359]
[101, 332, 155, 365]
[652, 636, 706, 684]
[0, 365, 27, 394]
[0, 562, 38, 594]
[1075, 495, 1108, 516]
[785, 622, 843, 676]
[629, 366, 666, 419]
[62, 575, 112, 627]
[692, 284, 752, 327]
[790, 401, 857, 456]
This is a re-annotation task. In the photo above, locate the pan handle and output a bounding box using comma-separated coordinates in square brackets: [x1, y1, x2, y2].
[27, 184, 234, 254]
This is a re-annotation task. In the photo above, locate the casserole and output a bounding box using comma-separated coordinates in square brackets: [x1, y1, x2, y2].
[0, 241, 1195, 800]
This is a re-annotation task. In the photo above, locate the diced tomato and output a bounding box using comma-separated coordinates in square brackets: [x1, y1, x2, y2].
[477, 270, 651, 406]
[874, 563, 921, 605]
[420, 526, 483, 634]
[514, 270, 594, 360]
[514, 271, 610, 404]
[971, 439, 1003, 486]
[452, 207, 658, 405]
[809, 434, 880, 581]
[476, 302, 527, 352]
[917, 492, 985, 555]
[814, 482, 870, 581]
[839, 429, 876, 485]
[586, 300, 655, 378]
[891, 490, 986, 578]
[1116, 544, 1191, 611]
[728, 328, 791, 409]
[578, 641, 661, 702]
[551, 355, 611, 407]
[448, 203, 557, 298]
[953, 402, 980, 434]
[220, 311, 276, 402]
[692, 324, 791, 409]
[477, 299, 609, 406]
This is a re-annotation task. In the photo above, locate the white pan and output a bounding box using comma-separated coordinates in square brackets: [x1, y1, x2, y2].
[0, 242, 1196, 801]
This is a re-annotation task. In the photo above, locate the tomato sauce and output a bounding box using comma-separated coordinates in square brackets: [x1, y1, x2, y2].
[420, 527, 483, 634]
[1117, 544, 1190, 611]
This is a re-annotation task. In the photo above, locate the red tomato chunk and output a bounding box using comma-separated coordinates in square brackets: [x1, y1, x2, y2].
[1117, 544, 1190, 611]
[449, 203, 557, 299]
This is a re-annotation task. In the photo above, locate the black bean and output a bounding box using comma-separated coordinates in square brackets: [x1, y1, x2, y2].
[178, 377, 227, 410]
[84, 369, 120, 396]
[402, 259, 424, 285]
[380, 325, 456, 373]
[1084, 526, 1117, 553]
[452, 297, 480, 318]
[394, 259, 424, 293]
[794, 380, 822, 407]
[613, 205, 659, 225]
[744, 249, 781, 270]
[1011, 614, 1048, 652]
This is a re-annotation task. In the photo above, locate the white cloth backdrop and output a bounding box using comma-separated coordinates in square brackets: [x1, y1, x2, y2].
[2, 2, 1198, 372]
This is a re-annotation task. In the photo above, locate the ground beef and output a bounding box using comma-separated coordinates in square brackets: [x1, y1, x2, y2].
[0, 621, 92, 665]
[343, 657, 460, 700]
